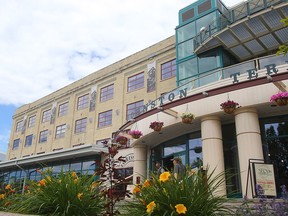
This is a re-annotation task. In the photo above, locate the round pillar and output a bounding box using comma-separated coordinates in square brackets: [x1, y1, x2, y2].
[133, 144, 147, 184]
[201, 115, 226, 196]
[235, 107, 264, 198]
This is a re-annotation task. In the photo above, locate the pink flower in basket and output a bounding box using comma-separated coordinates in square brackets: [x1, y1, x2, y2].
[270, 92, 288, 102]
[149, 121, 164, 130]
[220, 100, 240, 109]
[115, 135, 128, 144]
[129, 130, 143, 139]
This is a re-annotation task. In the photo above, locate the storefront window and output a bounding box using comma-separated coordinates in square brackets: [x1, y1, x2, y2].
[261, 117, 288, 197]
[222, 124, 241, 198]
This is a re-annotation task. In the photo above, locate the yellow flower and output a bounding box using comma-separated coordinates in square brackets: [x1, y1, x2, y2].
[133, 185, 141, 194]
[74, 178, 78, 184]
[58, 180, 62, 183]
[91, 181, 99, 191]
[71, 172, 78, 178]
[142, 179, 151, 188]
[146, 201, 156, 214]
[5, 184, 11, 190]
[159, 172, 171, 182]
[77, 193, 83, 200]
[175, 204, 187, 214]
[46, 176, 51, 182]
[39, 179, 47, 186]
[0, 194, 5, 200]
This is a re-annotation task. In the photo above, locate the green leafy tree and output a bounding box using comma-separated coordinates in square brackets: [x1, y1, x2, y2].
[277, 17, 288, 56]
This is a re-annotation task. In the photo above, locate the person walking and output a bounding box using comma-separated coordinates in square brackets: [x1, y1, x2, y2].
[172, 157, 186, 179]
[155, 161, 165, 177]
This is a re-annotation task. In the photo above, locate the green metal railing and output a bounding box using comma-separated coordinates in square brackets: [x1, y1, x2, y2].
[194, 0, 286, 50]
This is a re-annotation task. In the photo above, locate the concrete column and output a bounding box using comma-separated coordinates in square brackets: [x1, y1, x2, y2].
[133, 143, 147, 184]
[201, 115, 226, 196]
[235, 107, 264, 198]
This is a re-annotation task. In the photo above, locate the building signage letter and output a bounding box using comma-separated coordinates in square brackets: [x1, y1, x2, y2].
[247, 68, 258, 80]
[158, 96, 165, 106]
[179, 88, 187, 98]
[265, 64, 278, 75]
[168, 93, 175, 102]
[230, 72, 240, 83]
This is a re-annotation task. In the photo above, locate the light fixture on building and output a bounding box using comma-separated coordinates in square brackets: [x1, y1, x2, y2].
[267, 75, 273, 82]
[200, 26, 206, 32]
[202, 91, 209, 97]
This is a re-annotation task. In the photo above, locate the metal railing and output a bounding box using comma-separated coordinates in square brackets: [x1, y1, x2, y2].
[194, 0, 285, 50]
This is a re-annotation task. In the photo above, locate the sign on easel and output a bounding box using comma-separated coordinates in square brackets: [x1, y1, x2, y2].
[253, 163, 277, 197]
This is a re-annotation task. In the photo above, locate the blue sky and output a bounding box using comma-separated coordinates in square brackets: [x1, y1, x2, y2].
[0, 0, 239, 155]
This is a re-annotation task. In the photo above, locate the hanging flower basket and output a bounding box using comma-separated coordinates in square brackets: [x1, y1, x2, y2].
[270, 92, 288, 106]
[115, 136, 128, 145]
[194, 146, 202, 154]
[220, 100, 240, 114]
[128, 130, 143, 139]
[149, 121, 164, 132]
[181, 113, 195, 124]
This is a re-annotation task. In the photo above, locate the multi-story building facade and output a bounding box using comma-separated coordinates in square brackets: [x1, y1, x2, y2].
[119, 0, 288, 199]
[0, 36, 176, 187]
[1, 0, 288, 199]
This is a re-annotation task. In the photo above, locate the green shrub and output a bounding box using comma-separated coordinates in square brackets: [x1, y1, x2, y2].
[8, 170, 104, 216]
[123, 169, 232, 216]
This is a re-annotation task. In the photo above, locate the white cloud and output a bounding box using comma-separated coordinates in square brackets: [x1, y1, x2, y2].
[0, 129, 10, 153]
[0, 0, 239, 106]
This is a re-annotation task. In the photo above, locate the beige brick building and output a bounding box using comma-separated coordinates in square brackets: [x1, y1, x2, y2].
[8, 36, 176, 160]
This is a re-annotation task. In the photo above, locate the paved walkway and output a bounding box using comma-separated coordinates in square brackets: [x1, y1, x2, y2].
[0, 212, 36, 216]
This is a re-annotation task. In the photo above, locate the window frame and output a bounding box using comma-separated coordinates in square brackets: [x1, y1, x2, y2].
[55, 124, 66, 139]
[98, 110, 112, 128]
[28, 115, 36, 128]
[42, 110, 51, 123]
[161, 59, 176, 80]
[58, 102, 69, 117]
[100, 84, 114, 102]
[25, 134, 33, 147]
[77, 94, 89, 110]
[39, 130, 48, 143]
[75, 118, 87, 134]
[127, 72, 144, 92]
[15, 121, 23, 132]
[12, 139, 20, 150]
[126, 100, 144, 121]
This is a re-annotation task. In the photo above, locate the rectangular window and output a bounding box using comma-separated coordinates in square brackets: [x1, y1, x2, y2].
[161, 59, 176, 80]
[127, 100, 144, 120]
[42, 110, 51, 123]
[39, 130, 48, 143]
[16, 121, 23, 132]
[128, 72, 144, 92]
[100, 84, 114, 102]
[25, 134, 33, 147]
[198, 0, 211, 15]
[28, 115, 36, 128]
[77, 94, 89, 110]
[55, 124, 66, 139]
[12, 139, 20, 149]
[75, 118, 87, 133]
[98, 110, 112, 128]
[58, 102, 69, 117]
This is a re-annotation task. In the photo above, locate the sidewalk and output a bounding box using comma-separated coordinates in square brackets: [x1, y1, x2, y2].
[0, 212, 37, 216]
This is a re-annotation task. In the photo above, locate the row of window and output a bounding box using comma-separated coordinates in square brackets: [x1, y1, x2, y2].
[15, 59, 176, 132]
[12, 109, 114, 149]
